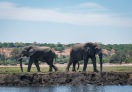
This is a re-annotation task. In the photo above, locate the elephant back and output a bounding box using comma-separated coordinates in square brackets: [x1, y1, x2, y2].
[36, 46, 51, 52]
[71, 43, 84, 51]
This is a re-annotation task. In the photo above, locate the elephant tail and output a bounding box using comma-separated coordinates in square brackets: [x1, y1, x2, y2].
[77, 61, 80, 70]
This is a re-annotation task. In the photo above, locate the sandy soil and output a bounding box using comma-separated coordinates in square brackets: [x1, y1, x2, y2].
[0, 63, 132, 67]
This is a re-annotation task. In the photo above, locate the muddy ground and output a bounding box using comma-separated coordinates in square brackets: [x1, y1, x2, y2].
[0, 72, 132, 86]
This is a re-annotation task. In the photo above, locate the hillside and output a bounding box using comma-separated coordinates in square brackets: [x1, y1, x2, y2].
[0, 48, 13, 58]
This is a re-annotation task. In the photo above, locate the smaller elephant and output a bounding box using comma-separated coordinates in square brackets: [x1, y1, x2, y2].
[18, 46, 58, 72]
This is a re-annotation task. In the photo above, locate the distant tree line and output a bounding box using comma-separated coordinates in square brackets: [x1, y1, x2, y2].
[0, 42, 132, 65]
[0, 42, 67, 52]
[100, 44, 132, 64]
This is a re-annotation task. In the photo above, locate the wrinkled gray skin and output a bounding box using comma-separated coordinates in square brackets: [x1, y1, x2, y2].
[66, 42, 103, 74]
[18, 46, 58, 72]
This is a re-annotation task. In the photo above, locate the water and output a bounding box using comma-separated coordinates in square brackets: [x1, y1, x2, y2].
[0, 85, 132, 92]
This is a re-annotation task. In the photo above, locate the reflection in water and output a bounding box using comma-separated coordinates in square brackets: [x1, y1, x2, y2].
[68, 85, 105, 92]
[0, 85, 132, 92]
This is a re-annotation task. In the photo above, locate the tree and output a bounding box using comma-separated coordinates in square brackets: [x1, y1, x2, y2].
[110, 51, 126, 64]
[14, 42, 25, 47]
[57, 42, 63, 47]
[3, 42, 8, 47]
[10, 48, 22, 61]
[0, 54, 4, 61]
[0, 42, 2, 47]
[8, 42, 15, 47]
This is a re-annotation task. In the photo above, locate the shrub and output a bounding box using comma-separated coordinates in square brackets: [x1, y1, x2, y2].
[125, 57, 132, 63]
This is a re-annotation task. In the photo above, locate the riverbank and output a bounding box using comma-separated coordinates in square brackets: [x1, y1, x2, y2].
[0, 72, 132, 86]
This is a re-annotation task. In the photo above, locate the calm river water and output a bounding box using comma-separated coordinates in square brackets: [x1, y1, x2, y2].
[0, 85, 132, 92]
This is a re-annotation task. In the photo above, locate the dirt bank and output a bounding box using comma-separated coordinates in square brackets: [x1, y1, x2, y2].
[0, 72, 132, 86]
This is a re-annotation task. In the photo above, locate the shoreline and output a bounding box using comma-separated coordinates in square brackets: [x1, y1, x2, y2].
[0, 72, 132, 86]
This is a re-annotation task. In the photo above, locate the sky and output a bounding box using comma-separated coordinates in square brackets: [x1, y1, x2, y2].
[0, 0, 132, 44]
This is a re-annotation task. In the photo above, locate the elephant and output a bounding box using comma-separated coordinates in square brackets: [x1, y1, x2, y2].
[66, 42, 103, 74]
[18, 45, 58, 72]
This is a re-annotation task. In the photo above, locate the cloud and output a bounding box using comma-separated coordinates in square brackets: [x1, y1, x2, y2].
[78, 2, 105, 9]
[0, 2, 132, 27]
[0, 2, 15, 9]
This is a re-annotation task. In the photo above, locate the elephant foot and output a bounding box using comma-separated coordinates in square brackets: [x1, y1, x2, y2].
[72, 69, 76, 72]
[55, 67, 58, 72]
[49, 71, 52, 73]
[94, 69, 99, 73]
[83, 69, 86, 72]
[72, 70, 76, 72]
[49, 70, 52, 72]
[66, 69, 69, 72]
[65, 67, 69, 72]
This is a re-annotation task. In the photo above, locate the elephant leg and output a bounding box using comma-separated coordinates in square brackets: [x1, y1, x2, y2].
[46, 59, 57, 72]
[83, 59, 88, 71]
[92, 57, 98, 72]
[72, 61, 77, 72]
[27, 58, 34, 72]
[66, 61, 73, 72]
[49, 65, 52, 72]
[47, 63, 58, 72]
[50, 58, 58, 72]
[52, 64, 58, 72]
[46, 61, 52, 72]
[34, 61, 41, 72]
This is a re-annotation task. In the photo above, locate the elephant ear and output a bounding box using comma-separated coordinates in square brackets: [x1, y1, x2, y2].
[83, 42, 93, 52]
[95, 47, 102, 54]
[28, 49, 36, 56]
[83, 46, 90, 52]
[83, 42, 97, 55]
[83, 45, 94, 56]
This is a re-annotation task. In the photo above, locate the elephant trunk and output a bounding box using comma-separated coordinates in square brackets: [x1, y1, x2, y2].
[99, 53, 103, 74]
[19, 59, 23, 72]
[18, 53, 23, 72]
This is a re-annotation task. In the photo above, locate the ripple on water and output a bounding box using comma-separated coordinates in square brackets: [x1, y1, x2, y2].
[0, 85, 132, 92]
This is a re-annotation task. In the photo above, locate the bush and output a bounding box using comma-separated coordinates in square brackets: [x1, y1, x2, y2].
[109, 51, 126, 64]
[24, 61, 29, 65]
[125, 57, 132, 63]
[56, 58, 69, 64]
[0, 60, 3, 65]
[0, 54, 5, 61]
[0, 60, 17, 65]
[102, 56, 111, 63]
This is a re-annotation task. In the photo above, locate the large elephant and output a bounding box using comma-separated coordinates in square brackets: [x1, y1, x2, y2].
[66, 42, 103, 74]
[18, 46, 58, 72]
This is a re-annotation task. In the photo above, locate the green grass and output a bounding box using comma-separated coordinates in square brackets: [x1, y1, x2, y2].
[102, 66, 132, 72]
[0, 65, 132, 74]
[75, 65, 132, 72]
